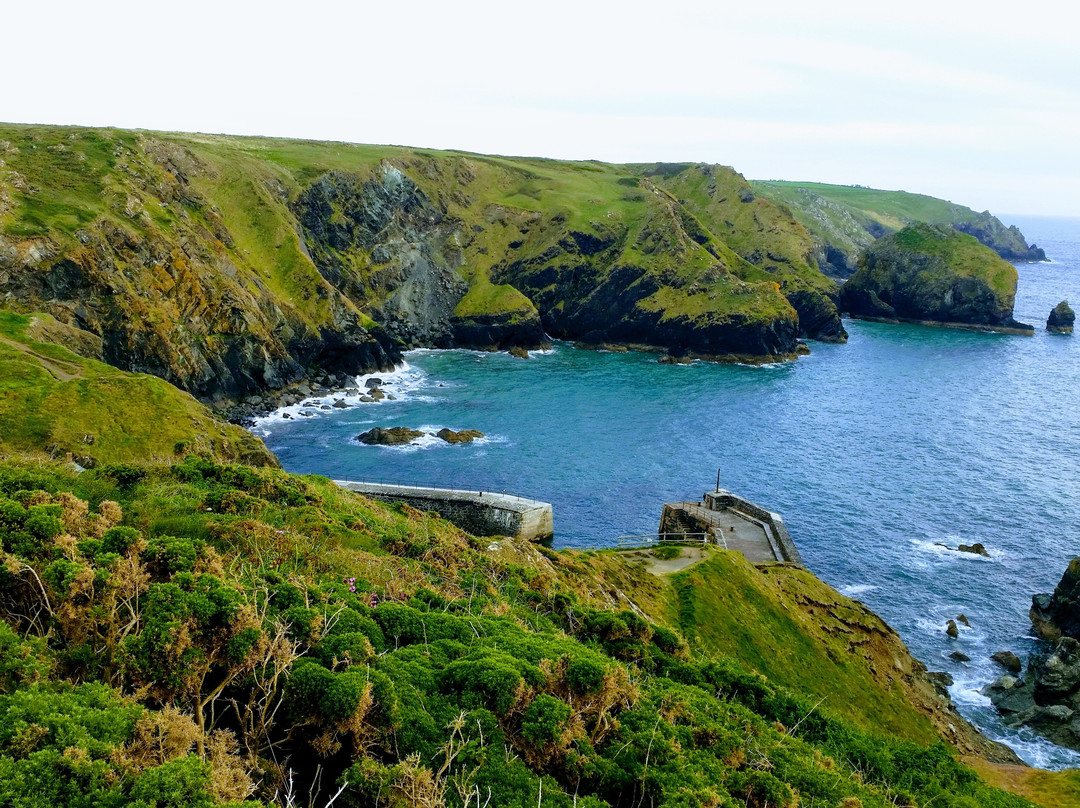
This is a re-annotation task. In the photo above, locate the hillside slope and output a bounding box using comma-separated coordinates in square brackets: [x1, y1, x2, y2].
[0, 455, 1038, 807]
[0, 310, 276, 466]
[755, 181, 1046, 276]
[0, 125, 847, 405]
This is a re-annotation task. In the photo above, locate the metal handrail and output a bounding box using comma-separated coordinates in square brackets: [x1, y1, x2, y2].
[616, 532, 709, 548]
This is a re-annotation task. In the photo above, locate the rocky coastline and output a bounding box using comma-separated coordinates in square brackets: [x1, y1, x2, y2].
[988, 558, 1080, 752]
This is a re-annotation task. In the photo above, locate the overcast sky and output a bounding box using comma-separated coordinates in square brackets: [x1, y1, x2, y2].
[3, 0, 1077, 216]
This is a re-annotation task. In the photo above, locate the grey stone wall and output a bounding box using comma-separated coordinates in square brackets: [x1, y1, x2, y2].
[335, 482, 554, 542]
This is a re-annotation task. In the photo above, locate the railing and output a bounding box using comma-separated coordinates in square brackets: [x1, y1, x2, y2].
[616, 532, 709, 549]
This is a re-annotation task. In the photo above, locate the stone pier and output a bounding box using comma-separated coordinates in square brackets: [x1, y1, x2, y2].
[659, 489, 803, 565]
[335, 481, 554, 542]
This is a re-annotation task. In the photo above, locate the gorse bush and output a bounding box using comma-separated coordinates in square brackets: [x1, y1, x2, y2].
[0, 457, 1037, 808]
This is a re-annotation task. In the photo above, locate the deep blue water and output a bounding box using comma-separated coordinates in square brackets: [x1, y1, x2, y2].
[256, 215, 1080, 767]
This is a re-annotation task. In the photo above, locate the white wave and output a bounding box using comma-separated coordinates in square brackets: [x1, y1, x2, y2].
[839, 583, 878, 597]
[250, 361, 442, 434]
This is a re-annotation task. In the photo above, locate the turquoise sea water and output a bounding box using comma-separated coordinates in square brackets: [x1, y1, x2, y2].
[256, 215, 1080, 767]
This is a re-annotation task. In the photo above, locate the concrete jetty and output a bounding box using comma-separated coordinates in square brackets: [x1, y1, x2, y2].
[335, 481, 554, 542]
[659, 489, 803, 565]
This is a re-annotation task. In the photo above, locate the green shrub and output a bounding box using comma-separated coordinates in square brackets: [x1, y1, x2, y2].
[565, 655, 606, 695]
[522, 694, 571, 745]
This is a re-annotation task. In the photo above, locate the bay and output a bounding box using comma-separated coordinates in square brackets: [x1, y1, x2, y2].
[257, 215, 1080, 767]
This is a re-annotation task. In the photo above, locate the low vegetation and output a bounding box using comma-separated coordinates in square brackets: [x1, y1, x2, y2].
[0, 453, 1041, 806]
[0, 310, 275, 467]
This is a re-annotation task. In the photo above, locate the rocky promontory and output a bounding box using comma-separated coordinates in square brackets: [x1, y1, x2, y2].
[840, 224, 1032, 332]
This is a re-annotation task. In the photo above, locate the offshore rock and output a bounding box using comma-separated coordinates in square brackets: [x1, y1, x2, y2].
[356, 427, 424, 446]
[840, 224, 1030, 331]
[436, 428, 484, 444]
[991, 651, 1023, 674]
[1047, 300, 1075, 333]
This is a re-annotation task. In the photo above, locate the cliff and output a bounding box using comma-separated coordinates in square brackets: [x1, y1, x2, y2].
[0, 125, 849, 404]
[755, 180, 1047, 277]
[840, 224, 1030, 330]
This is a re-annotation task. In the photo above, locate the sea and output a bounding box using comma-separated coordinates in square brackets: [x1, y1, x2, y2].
[254, 214, 1080, 768]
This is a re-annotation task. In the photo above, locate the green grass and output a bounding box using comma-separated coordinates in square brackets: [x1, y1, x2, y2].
[0, 309, 275, 466]
[667, 552, 942, 745]
[892, 224, 1017, 299]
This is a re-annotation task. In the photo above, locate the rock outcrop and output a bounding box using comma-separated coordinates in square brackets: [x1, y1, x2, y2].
[1030, 557, 1080, 642]
[1047, 300, 1075, 333]
[436, 428, 484, 444]
[356, 427, 425, 446]
[987, 558, 1080, 751]
[840, 224, 1031, 331]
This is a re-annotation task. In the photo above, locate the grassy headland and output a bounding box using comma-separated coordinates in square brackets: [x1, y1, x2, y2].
[0, 454, 1043, 807]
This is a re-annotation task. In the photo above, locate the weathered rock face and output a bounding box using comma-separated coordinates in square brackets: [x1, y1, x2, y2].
[987, 559, 1080, 751]
[840, 224, 1030, 330]
[785, 289, 848, 343]
[1031, 557, 1080, 641]
[0, 137, 400, 402]
[294, 165, 547, 351]
[953, 218, 1047, 262]
[356, 427, 425, 446]
[1047, 300, 1075, 333]
[498, 235, 801, 359]
[988, 637, 1080, 751]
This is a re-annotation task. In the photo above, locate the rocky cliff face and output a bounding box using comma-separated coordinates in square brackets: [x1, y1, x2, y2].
[840, 224, 1030, 330]
[988, 558, 1080, 752]
[0, 125, 857, 399]
[294, 164, 546, 350]
[0, 133, 399, 401]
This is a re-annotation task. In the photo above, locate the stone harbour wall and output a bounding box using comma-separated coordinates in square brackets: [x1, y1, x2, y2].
[704, 490, 803, 565]
[335, 482, 554, 542]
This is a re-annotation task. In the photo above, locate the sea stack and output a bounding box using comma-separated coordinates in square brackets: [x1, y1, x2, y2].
[1047, 300, 1075, 333]
[840, 224, 1032, 332]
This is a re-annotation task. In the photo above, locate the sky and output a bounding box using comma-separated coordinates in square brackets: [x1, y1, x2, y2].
[3, 0, 1078, 216]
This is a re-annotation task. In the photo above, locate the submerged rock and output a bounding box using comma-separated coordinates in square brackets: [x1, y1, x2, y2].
[357, 427, 425, 446]
[436, 428, 485, 444]
[950, 651, 971, 662]
[509, 346, 530, 359]
[840, 224, 1031, 331]
[1047, 300, 1075, 333]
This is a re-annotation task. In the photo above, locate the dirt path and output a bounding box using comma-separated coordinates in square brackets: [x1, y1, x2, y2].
[620, 546, 707, 576]
[0, 334, 85, 382]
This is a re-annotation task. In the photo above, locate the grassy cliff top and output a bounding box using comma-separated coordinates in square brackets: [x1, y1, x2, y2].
[754, 180, 1041, 267]
[0, 309, 275, 466]
[883, 224, 1019, 300]
[0, 123, 835, 362]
